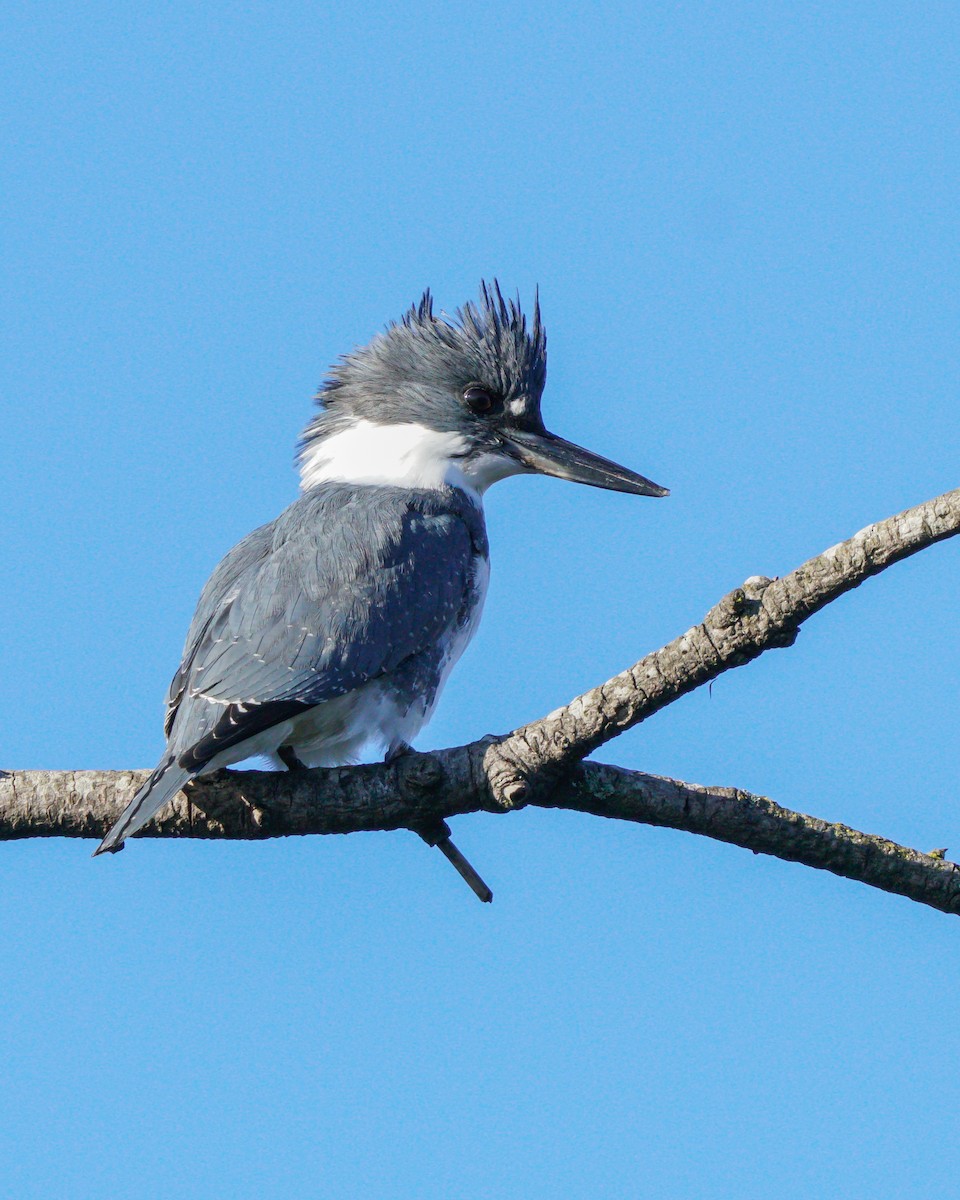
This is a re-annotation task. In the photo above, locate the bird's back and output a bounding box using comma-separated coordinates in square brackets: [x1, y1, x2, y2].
[97, 482, 489, 854]
[164, 481, 490, 770]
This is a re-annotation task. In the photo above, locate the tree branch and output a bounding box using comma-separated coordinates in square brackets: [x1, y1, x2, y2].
[5, 485, 960, 915]
[2, 761, 958, 916]
[481, 485, 960, 804]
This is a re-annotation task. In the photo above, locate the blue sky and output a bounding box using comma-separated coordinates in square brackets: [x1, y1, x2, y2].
[3, 2, 960, 1196]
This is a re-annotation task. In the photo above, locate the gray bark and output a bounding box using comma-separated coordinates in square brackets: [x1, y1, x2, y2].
[3, 761, 958, 916]
[4, 485, 960, 914]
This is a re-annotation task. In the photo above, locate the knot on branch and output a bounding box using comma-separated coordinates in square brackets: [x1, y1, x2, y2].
[395, 752, 445, 797]
[707, 576, 773, 629]
[480, 741, 533, 810]
[501, 778, 530, 806]
[701, 574, 800, 659]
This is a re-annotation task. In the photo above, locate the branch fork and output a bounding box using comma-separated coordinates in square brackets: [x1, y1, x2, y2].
[3, 485, 960, 914]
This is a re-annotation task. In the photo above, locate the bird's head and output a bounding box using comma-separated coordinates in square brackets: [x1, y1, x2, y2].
[298, 282, 668, 500]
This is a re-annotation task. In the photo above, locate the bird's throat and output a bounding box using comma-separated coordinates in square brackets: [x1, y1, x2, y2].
[299, 418, 522, 496]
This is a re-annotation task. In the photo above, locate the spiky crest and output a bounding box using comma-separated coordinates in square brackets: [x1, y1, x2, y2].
[310, 280, 547, 418]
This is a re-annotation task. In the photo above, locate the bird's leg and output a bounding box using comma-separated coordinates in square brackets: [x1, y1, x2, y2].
[278, 744, 307, 771]
[384, 739, 415, 766]
[385, 741, 493, 904]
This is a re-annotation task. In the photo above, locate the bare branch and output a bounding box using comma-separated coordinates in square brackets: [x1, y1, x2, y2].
[2, 762, 958, 916]
[549, 765, 960, 918]
[4, 485, 960, 915]
[482, 485, 960, 804]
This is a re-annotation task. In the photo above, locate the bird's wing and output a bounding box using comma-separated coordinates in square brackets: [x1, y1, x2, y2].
[164, 520, 277, 736]
[167, 486, 484, 769]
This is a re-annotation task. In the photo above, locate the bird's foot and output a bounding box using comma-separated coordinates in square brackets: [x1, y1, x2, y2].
[386, 743, 493, 903]
[384, 740, 414, 765]
[278, 745, 308, 771]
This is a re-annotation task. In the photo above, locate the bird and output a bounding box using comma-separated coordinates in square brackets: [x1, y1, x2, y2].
[96, 282, 668, 899]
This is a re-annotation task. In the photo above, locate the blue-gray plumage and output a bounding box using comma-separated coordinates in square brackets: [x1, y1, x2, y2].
[97, 282, 668, 898]
[170, 485, 486, 766]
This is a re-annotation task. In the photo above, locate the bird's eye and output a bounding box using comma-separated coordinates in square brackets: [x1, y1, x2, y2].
[463, 385, 501, 416]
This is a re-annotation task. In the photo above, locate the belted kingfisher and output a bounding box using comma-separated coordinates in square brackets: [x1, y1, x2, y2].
[97, 283, 667, 897]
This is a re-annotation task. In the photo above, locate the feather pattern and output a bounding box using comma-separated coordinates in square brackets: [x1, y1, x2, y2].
[98, 482, 488, 852]
[97, 281, 551, 856]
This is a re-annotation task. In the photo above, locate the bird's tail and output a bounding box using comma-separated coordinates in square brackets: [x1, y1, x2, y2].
[94, 756, 193, 856]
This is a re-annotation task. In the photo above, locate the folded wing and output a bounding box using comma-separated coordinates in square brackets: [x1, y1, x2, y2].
[165, 484, 486, 771]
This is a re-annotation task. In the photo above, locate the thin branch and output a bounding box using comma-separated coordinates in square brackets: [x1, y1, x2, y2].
[2, 763, 958, 916]
[481, 485, 960, 804]
[549, 765, 960, 918]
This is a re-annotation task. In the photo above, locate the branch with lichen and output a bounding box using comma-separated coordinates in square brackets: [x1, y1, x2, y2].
[3, 485, 960, 914]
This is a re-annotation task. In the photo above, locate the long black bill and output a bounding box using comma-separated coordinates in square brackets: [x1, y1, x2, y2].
[504, 428, 669, 498]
